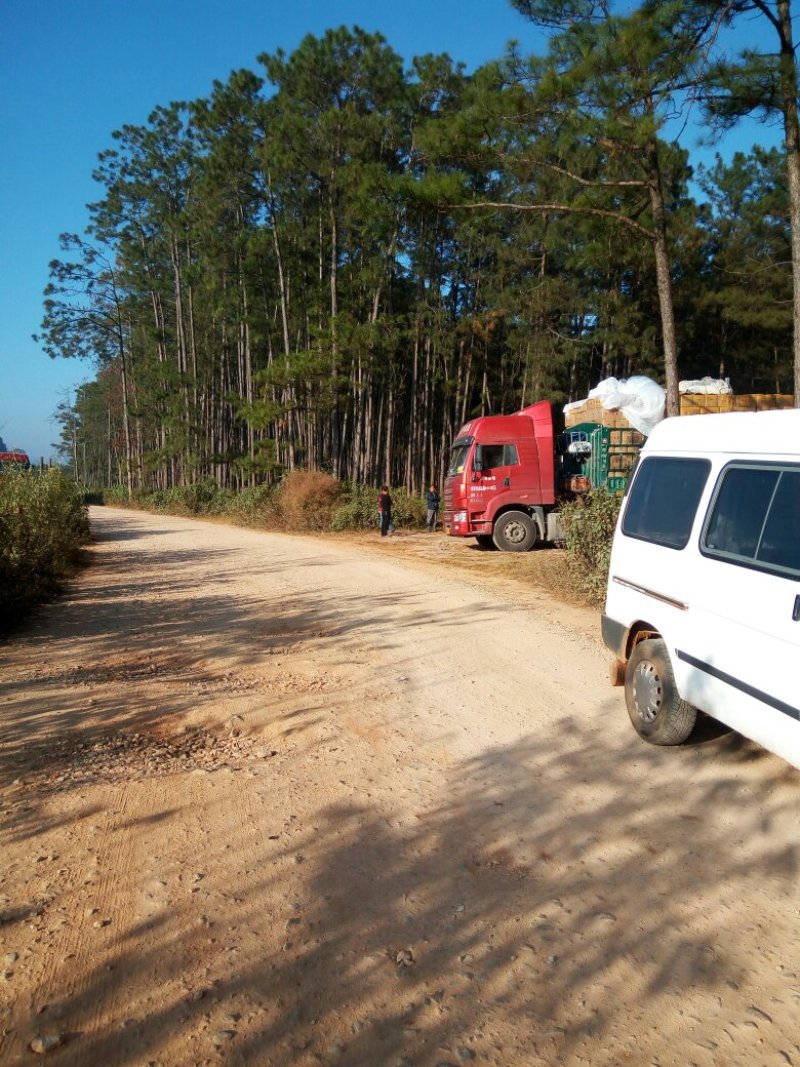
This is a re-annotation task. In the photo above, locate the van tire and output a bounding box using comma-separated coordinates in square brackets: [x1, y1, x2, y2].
[493, 511, 538, 552]
[476, 535, 497, 550]
[624, 638, 697, 746]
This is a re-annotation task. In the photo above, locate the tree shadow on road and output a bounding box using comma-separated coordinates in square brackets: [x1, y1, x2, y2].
[2, 509, 799, 1065]
[3, 720, 798, 1067]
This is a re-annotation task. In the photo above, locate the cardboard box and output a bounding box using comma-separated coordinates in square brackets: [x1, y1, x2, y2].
[679, 392, 793, 416]
[569, 392, 794, 426]
[564, 400, 636, 429]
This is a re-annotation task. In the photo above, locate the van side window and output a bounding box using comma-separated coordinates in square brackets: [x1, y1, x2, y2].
[759, 470, 800, 573]
[704, 467, 779, 557]
[703, 465, 800, 577]
[622, 457, 710, 549]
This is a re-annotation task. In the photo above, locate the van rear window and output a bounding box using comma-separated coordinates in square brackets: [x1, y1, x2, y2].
[703, 464, 800, 578]
[622, 456, 710, 549]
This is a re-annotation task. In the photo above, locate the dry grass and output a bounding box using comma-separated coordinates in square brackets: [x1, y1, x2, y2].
[276, 470, 344, 531]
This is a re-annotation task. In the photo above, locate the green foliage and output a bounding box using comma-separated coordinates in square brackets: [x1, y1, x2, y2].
[557, 489, 622, 604]
[129, 481, 230, 516]
[104, 485, 130, 506]
[331, 483, 427, 531]
[0, 469, 90, 628]
[167, 480, 230, 515]
[331, 483, 380, 531]
[39, 22, 800, 501]
[98, 469, 429, 535]
[227, 484, 279, 526]
[694, 147, 793, 388]
[388, 488, 428, 529]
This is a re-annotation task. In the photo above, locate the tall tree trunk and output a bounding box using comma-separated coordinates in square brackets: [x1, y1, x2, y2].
[407, 328, 420, 488]
[384, 385, 394, 486]
[117, 342, 133, 498]
[777, 0, 800, 405]
[329, 180, 341, 476]
[645, 127, 680, 418]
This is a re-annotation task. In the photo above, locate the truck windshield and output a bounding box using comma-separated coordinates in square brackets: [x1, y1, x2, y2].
[448, 442, 472, 476]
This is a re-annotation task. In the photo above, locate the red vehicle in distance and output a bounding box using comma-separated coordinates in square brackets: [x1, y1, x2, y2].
[443, 401, 566, 552]
[443, 399, 642, 551]
[0, 450, 31, 470]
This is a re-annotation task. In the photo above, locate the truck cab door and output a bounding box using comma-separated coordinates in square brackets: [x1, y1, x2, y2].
[469, 443, 519, 507]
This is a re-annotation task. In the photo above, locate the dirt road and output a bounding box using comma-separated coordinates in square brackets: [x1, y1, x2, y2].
[2, 508, 799, 1067]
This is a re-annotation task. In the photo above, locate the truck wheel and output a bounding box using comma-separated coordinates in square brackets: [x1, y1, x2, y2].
[624, 638, 697, 746]
[476, 535, 497, 550]
[493, 511, 538, 552]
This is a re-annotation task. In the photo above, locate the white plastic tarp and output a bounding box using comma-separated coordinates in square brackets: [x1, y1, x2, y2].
[564, 375, 666, 437]
[679, 377, 732, 394]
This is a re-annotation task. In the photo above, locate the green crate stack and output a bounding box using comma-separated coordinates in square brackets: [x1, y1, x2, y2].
[566, 423, 643, 492]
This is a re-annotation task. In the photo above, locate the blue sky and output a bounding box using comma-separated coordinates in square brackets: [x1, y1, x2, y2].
[0, 0, 779, 464]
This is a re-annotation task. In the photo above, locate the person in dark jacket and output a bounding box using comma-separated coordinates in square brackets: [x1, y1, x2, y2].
[377, 485, 393, 536]
[426, 485, 441, 532]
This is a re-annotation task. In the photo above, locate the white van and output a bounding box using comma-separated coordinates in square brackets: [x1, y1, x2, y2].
[602, 409, 800, 769]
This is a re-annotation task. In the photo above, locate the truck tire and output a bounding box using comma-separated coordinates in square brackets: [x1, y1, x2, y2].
[476, 535, 497, 550]
[624, 638, 697, 746]
[492, 511, 538, 552]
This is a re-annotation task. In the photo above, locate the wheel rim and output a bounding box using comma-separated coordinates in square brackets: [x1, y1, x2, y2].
[504, 520, 528, 545]
[631, 659, 663, 724]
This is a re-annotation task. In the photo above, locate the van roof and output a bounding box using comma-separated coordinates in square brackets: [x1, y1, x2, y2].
[644, 409, 800, 456]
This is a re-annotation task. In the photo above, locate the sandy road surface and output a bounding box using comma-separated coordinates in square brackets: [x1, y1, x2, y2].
[1, 507, 799, 1067]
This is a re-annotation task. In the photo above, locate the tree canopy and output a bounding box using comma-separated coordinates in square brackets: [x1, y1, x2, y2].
[39, 15, 798, 491]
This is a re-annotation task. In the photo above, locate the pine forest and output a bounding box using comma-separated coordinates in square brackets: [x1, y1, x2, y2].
[38, 4, 800, 494]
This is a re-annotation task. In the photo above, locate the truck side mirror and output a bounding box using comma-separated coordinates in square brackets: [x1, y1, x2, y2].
[473, 446, 483, 472]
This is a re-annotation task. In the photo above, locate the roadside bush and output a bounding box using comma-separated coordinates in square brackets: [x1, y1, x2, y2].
[331, 483, 380, 531]
[162, 480, 229, 515]
[87, 472, 431, 535]
[227, 483, 279, 526]
[558, 489, 622, 604]
[276, 470, 344, 531]
[103, 481, 232, 516]
[388, 487, 427, 529]
[331, 484, 428, 531]
[103, 485, 130, 506]
[0, 468, 90, 627]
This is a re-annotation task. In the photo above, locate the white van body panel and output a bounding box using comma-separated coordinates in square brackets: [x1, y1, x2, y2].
[604, 410, 800, 769]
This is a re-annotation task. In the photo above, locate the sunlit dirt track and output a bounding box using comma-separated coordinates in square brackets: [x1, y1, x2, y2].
[1, 507, 798, 1067]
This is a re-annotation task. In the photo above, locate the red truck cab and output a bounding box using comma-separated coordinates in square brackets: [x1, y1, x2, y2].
[443, 401, 559, 551]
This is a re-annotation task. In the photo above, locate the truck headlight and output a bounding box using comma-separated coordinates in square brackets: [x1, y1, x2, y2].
[453, 511, 467, 523]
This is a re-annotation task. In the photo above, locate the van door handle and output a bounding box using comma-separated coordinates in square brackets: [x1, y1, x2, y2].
[793, 595, 800, 622]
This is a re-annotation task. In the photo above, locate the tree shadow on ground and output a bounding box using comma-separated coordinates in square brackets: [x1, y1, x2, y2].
[4, 721, 799, 1066]
[2, 509, 799, 1066]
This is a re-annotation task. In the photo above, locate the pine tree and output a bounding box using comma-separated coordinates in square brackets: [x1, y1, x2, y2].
[690, 0, 800, 402]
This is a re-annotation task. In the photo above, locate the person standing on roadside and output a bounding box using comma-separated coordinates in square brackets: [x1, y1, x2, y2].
[426, 484, 441, 532]
[377, 485, 393, 537]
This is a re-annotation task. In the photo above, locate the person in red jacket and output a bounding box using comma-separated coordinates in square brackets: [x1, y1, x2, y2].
[377, 485, 393, 537]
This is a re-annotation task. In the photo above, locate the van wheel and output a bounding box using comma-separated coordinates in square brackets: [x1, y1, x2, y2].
[476, 535, 497, 550]
[624, 638, 697, 746]
[493, 511, 538, 552]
